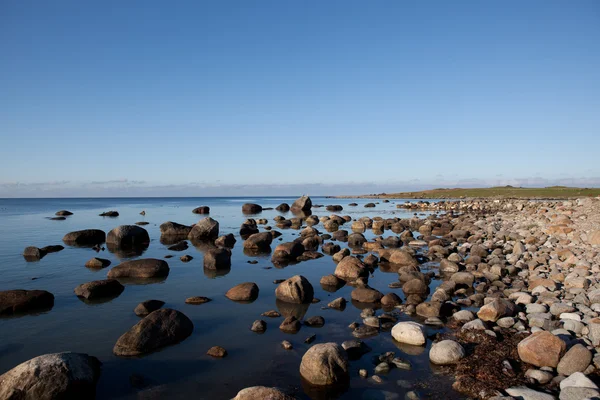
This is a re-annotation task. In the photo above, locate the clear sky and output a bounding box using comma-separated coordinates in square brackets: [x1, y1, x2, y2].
[1, 0, 599, 197]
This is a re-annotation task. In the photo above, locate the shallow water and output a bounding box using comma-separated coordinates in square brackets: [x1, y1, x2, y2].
[0, 197, 463, 399]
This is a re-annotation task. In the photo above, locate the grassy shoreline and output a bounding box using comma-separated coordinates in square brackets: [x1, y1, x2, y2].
[332, 186, 600, 200]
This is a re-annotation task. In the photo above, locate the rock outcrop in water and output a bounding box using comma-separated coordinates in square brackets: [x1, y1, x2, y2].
[0, 289, 54, 316]
[225, 282, 259, 302]
[55, 210, 73, 216]
[74, 279, 124, 300]
[113, 308, 193, 356]
[299, 342, 349, 386]
[232, 386, 295, 400]
[62, 229, 106, 246]
[192, 206, 210, 214]
[107, 258, 170, 279]
[242, 203, 262, 214]
[0, 352, 101, 400]
[275, 275, 314, 304]
[187, 217, 219, 241]
[106, 225, 150, 247]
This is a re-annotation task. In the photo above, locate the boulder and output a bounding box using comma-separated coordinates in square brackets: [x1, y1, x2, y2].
[451, 271, 475, 287]
[391, 321, 426, 346]
[429, 340, 465, 365]
[215, 233, 236, 248]
[0, 352, 101, 400]
[107, 259, 170, 279]
[84, 258, 111, 269]
[243, 232, 273, 250]
[192, 206, 210, 214]
[159, 221, 192, 237]
[203, 248, 232, 270]
[275, 275, 314, 304]
[351, 287, 384, 303]
[291, 196, 312, 212]
[477, 298, 516, 322]
[272, 242, 304, 263]
[0, 290, 54, 316]
[242, 203, 263, 214]
[299, 343, 349, 386]
[233, 386, 294, 400]
[55, 210, 73, 216]
[276, 203, 290, 212]
[106, 225, 149, 248]
[279, 316, 301, 333]
[334, 257, 368, 281]
[556, 344, 592, 376]
[62, 229, 106, 246]
[134, 300, 165, 316]
[74, 279, 124, 300]
[99, 211, 119, 217]
[188, 217, 219, 241]
[402, 279, 429, 296]
[517, 331, 566, 368]
[207, 346, 227, 358]
[226, 282, 259, 302]
[385, 250, 418, 267]
[381, 293, 402, 307]
[113, 309, 193, 356]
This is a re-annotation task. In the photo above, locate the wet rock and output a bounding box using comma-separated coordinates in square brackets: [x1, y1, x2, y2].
[276, 203, 290, 212]
[348, 233, 367, 248]
[261, 310, 281, 318]
[305, 316, 325, 327]
[0, 289, 54, 316]
[134, 300, 165, 316]
[334, 256, 368, 281]
[429, 340, 465, 365]
[63, 229, 106, 246]
[272, 242, 305, 263]
[113, 309, 193, 356]
[351, 287, 384, 303]
[342, 339, 372, 360]
[505, 387, 555, 400]
[299, 343, 349, 386]
[192, 206, 210, 214]
[159, 221, 192, 237]
[391, 322, 426, 346]
[106, 225, 150, 247]
[215, 233, 236, 248]
[55, 210, 73, 216]
[242, 203, 263, 214]
[85, 257, 111, 269]
[185, 296, 211, 305]
[0, 352, 101, 400]
[291, 196, 312, 212]
[167, 241, 188, 251]
[416, 302, 441, 318]
[243, 232, 273, 250]
[107, 259, 170, 279]
[180, 255, 193, 262]
[279, 316, 301, 333]
[188, 217, 219, 240]
[320, 274, 344, 288]
[203, 248, 231, 269]
[23, 246, 45, 261]
[517, 331, 566, 368]
[556, 344, 592, 376]
[328, 297, 347, 310]
[100, 211, 119, 217]
[251, 320, 267, 333]
[207, 346, 227, 358]
[232, 386, 294, 400]
[275, 275, 314, 304]
[282, 340, 293, 350]
[74, 279, 124, 300]
[225, 282, 259, 302]
[322, 242, 341, 255]
[381, 293, 402, 307]
[402, 279, 429, 296]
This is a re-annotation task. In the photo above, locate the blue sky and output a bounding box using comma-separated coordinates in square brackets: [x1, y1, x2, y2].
[1, 1, 599, 197]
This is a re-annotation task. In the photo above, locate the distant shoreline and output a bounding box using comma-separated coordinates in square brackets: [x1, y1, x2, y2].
[329, 186, 600, 200]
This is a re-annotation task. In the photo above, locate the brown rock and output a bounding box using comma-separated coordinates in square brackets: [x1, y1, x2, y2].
[207, 346, 227, 358]
[225, 282, 259, 302]
[517, 331, 566, 368]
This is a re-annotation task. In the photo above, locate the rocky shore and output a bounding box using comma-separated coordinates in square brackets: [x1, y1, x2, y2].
[2, 195, 600, 399]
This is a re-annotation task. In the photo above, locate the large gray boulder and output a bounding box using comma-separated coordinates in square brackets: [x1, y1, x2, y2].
[299, 343, 349, 386]
[159, 221, 192, 237]
[0, 352, 101, 400]
[107, 259, 170, 279]
[113, 309, 193, 356]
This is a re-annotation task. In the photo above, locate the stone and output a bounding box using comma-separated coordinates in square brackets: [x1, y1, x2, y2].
[391, 322, 426, 346]
[451, 272, 475, 287]
[416, 302, 441, 318]
[99, 211, 119, 217]
[243, 232, 273, 250]
[74, 279, 124, 300]
[279, 316, 301, 333]
[207, 346, 227, 358]
[517, 331, 566, 368]
[505, 387, 556, 400]
[251, 320, 267, 333]
[180, 255, 193, 262]
[429, 340, 465, 365]
[242, 203, 263, 214]
[381, 293, 402, 307]
[159, 221, 192, 237]
[113, 309, 193, 356]
[134, 300, 165, 316]
[225, 282, 259, 302]
[0, 289, 55, 315]
[184, 296, 211, 305]
[334, 256, 368, 281]
[320, 274, 344, 287]
[0, 352, 101, 400]
[84, 257, 111, 269]
[351, 287, 384, 303]
[275, 275, 314, 304]
[107, 259, 170, 279]
[188, 217, 219, 240]
[106, 225, 150, 247]
[402, 279, 428, 296]
[215, 233, 236, 248]
[477, 298, 516, 322]
[62, 229, 106, 246]
[192, 206, 210, 214]
[232, 386, 294, 400]
[556, 344, 592, 376]
[55, 210, 73, 216]
[299, 343, 349, 386]
[291, 196, 312, 212]
[203, 248, 231, 269]
[305, 316, 325, 327]
[328, 297, 347, 310]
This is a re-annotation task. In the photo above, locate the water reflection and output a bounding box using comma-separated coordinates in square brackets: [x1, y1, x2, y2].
[276, 299, 310, 320]
[107, 242, 149, 259]
[203, 265, 231, 278]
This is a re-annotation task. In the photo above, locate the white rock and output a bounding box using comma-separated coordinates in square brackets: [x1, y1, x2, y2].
[391, 321, 426, 346]
[560, 372, 598, 390]
[429, 340, 465, 365]
[505, 386, 556, 400]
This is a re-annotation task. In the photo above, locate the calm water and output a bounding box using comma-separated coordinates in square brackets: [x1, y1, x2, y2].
[0, 197, 461, 400]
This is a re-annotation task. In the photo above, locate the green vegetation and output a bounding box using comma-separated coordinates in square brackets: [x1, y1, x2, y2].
[344, 186, 600, 199]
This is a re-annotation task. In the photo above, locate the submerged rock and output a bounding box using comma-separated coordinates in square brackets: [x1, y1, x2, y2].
[275, 275, 314, 304]
[106, 225, 150, 247]
[299, 343, 349, 386]
[74, 279, 124, 300]
[225, 282, 259, 302]
[0, 289, 54, 316]
[134, 300, 165, 316]
[63, 229, 106, 246]
[113, 309, 193, 356]
[107, 259, 170, 279]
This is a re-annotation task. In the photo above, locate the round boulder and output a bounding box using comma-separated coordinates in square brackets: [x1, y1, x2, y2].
[275, 275, 314, 304]
[233, 386, 294, 400]
[429, 340, 465, 365]
[391, 321, 426, 346]
[188, 217, 219, 241]
[62, 229, 106, 246]
[299, 343, 349, 386]
[226, 282, 259, 302]
[74, 279, 124, 300]
[107, 259, 170, 279]
[0, 289, 54, 316]
[106, 225, 150, 248]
